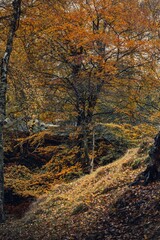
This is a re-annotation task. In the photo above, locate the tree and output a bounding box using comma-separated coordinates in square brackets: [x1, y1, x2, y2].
[130, 0, 160, 185]
[14, 0, 159, 172]
[3, 0, 158, 173]
[0, 0, 21, 222]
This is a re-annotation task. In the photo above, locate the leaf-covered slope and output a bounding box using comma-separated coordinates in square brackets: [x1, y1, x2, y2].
[1, 147, 160, 240]
[4, 128, 130, 198]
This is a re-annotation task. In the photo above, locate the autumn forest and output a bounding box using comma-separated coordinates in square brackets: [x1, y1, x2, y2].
[0, 0, 160, 239]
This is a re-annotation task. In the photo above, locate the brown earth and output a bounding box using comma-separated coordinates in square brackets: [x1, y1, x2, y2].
[1, 147, 159, 240]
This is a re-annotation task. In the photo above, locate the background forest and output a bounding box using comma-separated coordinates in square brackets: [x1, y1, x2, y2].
[0, 0, 160, 239]
[2, 0, 160, 127]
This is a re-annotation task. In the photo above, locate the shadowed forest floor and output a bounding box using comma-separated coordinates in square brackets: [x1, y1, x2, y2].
[0, 147, 160, 240]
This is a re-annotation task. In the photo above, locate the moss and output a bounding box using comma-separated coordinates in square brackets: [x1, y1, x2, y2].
[131, 159, 142, 170]
[71, 202, 89, 215]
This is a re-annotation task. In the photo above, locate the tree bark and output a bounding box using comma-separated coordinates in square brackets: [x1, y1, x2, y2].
[131, 131, 160, 186]
[0, 0, 21, 222]
[90, 129, 95, 173]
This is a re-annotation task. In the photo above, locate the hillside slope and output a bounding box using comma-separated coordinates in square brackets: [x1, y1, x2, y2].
[1, 147, 160, 240]
[4, 129, 129, 198]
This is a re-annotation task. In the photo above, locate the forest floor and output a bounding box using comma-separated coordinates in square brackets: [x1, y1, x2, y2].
[0, 146, 160, 240]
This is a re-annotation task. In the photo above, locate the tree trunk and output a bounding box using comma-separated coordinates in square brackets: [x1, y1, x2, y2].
[0, 0, 21, 222]
[90, 129, 95, 173]
[131, 131, 160, 186]
[82, 123, 91, 173]
[0, 125, 4, 222]
[75, 106, 94, 173]
[75, 99, 97, 173]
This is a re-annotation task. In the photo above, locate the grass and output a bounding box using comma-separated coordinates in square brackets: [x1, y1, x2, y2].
[1, 147, 151, 240]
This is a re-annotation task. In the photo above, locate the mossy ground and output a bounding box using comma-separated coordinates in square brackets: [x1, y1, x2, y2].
[1, 124, 158, 239]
